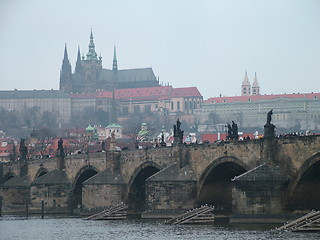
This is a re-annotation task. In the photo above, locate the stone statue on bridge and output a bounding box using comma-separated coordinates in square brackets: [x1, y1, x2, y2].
[57, 138, 65, 170]
[267, 109, 273, 124]
[109, 130, 116, 151]
[19, 138, 28, 160]
[226, 121, 239, 141]
[264, 109, 276, 139]
[57, 138, 65, 157]
[173, 119, 184, 144]
[160, 131, 166, 147]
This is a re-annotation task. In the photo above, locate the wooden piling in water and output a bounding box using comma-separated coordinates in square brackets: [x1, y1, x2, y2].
[26, 201, 29, 218]
[0, 196, 2, 217]
[41, 200, 44, 219]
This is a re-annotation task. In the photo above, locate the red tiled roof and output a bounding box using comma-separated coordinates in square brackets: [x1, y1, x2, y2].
[201, 133, 255, 142]
[78, 86, 204, 101]
[170, 87, 202, 98]
[115, 86, 173, 100]
[204, 92, 320, 104]
[201, 133, 227, 142]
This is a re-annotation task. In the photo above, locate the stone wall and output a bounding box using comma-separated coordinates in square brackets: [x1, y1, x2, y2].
[82, 184, 125, 214]
[145, 181, 197, 212]
[232, 182, 288, 215]
[30, 184, 70, 214]
[2, 187, 30, 214]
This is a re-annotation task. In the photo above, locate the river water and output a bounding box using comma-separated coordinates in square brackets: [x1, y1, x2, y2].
[1, 216, 320, 240]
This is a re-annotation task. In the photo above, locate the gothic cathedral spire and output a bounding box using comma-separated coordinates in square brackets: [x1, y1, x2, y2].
[113, 46, 118, 71]
[75, 46, 82, 74]
[59, 44, 72, 93]
[62, 44, 70, 66]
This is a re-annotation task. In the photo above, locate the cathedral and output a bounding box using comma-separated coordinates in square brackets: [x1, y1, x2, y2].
[59, 30, 160, 93]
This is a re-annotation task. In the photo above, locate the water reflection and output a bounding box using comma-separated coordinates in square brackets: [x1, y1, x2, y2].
[1, 217, 320, 240]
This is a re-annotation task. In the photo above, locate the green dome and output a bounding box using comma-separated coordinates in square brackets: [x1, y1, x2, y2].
[106, 123, 122, 128]
[86, 124, 94, 132]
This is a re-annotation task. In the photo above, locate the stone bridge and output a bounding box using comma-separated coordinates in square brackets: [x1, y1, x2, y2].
[1, 135, 320, 222]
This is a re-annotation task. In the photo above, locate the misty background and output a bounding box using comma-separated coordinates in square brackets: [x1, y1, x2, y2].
[0, 0, 320, 99]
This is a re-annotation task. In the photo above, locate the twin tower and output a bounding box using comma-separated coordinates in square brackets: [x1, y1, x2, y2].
[241, 71, 260, 96]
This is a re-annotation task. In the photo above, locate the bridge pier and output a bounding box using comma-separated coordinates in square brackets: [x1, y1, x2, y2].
[82, 169, 125, 215]
[143, 162, 197, 219]
[81, 151, 125, 215]
[230, 164, 289, 223]
[1, 175, 30, 215]
[30, 169, 71, 214]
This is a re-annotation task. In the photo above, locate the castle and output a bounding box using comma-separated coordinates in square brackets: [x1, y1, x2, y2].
[59, 30, 160, 93]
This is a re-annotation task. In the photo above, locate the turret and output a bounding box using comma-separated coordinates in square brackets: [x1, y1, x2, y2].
[241, 71, 251, 96]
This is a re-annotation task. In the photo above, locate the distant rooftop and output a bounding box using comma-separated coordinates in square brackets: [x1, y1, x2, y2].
[204, 92, 320, 104]
[72, 86, 203, 101]
[0, 90, 70, 99]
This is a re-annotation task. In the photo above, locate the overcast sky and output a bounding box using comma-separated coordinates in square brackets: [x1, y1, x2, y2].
[1, 0, 320, 99]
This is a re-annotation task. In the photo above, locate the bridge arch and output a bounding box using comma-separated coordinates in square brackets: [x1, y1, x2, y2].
[127, 161, 161, 214]
[70, 165, 99, 212]
[288, 152, 320, 211]
[197, 156, 249, 214]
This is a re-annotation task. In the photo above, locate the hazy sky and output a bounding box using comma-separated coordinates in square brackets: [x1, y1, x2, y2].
[1, 0, 320, 99]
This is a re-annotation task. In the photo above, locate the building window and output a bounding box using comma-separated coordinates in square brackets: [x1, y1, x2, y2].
[145, 105, 151, 113]
[171, 102, 174, 110]
[185, 101, 188, 109]
[122, 106, 128, 116]
[177, 101, 180, 110]
[189, 101, 193, 109]
[134, 106, 140, 114]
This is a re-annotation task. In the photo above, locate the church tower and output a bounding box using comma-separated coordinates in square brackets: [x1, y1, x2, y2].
[59, 44, 72, 93]
[241, 71, 251, 96]
[81, 29, 102, 93]
[252, 72, 260, 96]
